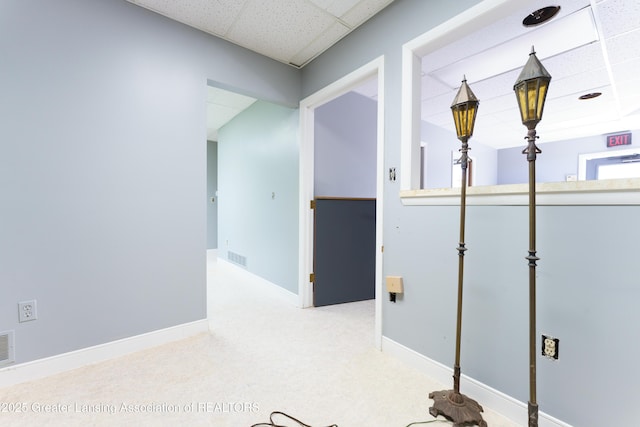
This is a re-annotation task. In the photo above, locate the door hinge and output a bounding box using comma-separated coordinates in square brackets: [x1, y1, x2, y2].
[310, 199, 316, 209]
[309, 273, 315, 283]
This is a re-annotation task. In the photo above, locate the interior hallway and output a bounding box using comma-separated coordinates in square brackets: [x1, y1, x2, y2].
[0, 252, 520, 426]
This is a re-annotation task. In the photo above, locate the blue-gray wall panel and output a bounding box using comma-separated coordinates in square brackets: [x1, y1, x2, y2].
[217, 101, 299, 294]
[0, 0, 300, 364]
[315, 91, 377, 197]
[498, 130, 640, 184]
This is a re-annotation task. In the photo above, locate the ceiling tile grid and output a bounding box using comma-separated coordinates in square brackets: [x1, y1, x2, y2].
[323, 0, 361, 17]
[340, 0, 394, 27]
[290, 21, 350, 66]
[596, 0, 640, 38]
[128, 0, 395, 68]
[605, 27, 640, 67]
[225, 0, 336, 64]
[421, 0, 640, 148]
[308, 0, 334, 9]
[130, 0, 247, 37]
[544, 42, 607, 80]
[422, 0, 591, 76]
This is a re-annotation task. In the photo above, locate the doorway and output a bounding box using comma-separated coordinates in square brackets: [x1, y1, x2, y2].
[578, 148, 640, 180]
[207, 140, 218, 250]
[298, 56, 385, 349]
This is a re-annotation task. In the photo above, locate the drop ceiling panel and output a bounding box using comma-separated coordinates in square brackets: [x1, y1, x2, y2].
[421, 76, 451, 101]
[420, 106, 449, 127]
[605, 28, 640, 65]
[611, 56, 640, 82]
[548, 88, 613, 113]
[127, 0, 395, 68]
[226, 0, 336, 64]
[422, 0, 591, 75]
[474, 92, 519, 117]
[543, 43, 607, 79]
[481, 0, 590, 46]
[130, 0, 248, 36]
[421, 0, 640, 149]
[470, 70, 520, 100]
[421, 93, 452, 119]
[290, 21, 350, 67]
[548, 69, 611, 99]
[596, 0, 640, 38]
[308, 0, 334, 9]
[617, 80, 640, 114]
[341, 0, 394, 27]
[326, 0, 360, 17]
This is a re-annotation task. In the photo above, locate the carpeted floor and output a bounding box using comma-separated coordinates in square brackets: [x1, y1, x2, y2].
[0, 252, 521, 426]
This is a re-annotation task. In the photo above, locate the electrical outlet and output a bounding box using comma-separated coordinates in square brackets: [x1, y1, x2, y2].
[542, 334, 559, 360]
[18, 300, 37, 323]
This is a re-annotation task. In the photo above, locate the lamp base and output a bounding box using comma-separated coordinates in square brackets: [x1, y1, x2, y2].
[528, 401, 538, 427]
[428, 389, 487, 427]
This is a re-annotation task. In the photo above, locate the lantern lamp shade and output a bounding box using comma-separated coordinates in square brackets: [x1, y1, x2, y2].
[514, 47, 552, 129]
[451, 77, 479, 141]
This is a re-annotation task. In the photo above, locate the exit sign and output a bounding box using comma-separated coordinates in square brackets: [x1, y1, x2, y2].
[607, 132, 632, 147]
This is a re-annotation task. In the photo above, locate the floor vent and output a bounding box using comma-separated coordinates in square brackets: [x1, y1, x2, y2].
[0, 330, 15, 366]
[228, 251, 247, 267]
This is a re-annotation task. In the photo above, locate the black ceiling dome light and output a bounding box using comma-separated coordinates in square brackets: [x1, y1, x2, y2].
[579, 92, 602, 100]
[523, 6, 561, 27]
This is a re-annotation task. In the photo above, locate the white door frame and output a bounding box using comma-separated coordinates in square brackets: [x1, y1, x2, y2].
[298, 56, 385, 349]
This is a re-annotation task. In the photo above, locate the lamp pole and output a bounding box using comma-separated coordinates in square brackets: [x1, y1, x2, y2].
[513, 47, 551, 427]
[525, 123, 541, 427]
[429, 77, 486, 427]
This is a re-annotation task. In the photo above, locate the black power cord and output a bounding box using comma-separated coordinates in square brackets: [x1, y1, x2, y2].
[250, 411, 338, 427]
[250, 410, 452, 427]
[405, 420, 452, 427]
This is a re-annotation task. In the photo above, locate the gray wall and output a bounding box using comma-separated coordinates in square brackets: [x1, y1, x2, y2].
[314, 91, 377, 197]
[217, 101, 299, 294]
[0, 0, 299, 364]
[207, 140, 218, 249]
[302, 0, 639, 426]
[498, 130, 640, 184]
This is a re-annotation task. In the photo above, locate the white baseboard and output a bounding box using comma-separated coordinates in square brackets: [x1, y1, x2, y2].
[0, 319, 209, 388]
[381, 336, 573, 427]
[217, 258, 299, 307]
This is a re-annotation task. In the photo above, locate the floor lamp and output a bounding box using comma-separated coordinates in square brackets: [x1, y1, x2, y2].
[429, 77, 486, 427]
[513, 47, 551, 427]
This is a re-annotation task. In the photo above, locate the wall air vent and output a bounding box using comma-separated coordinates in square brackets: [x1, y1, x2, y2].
[228, 251, 247, 267]
[0, 330, 15, 366]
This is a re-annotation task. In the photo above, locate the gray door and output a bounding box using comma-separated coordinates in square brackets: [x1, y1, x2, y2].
[313, 197, 376, 307]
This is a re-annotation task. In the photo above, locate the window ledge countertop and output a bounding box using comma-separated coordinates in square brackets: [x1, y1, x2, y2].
[400, 178, 640, 206]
